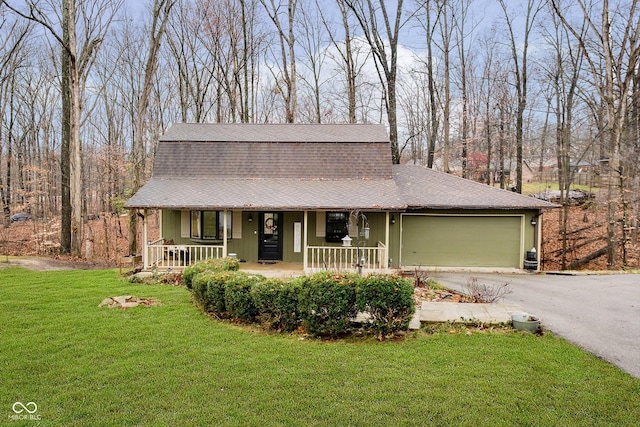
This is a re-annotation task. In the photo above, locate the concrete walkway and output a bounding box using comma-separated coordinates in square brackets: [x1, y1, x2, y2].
[409, 301, 525, 329]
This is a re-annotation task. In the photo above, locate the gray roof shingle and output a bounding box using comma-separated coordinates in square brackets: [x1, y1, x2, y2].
[393, 165, 556, 210]
[152, 123, 391, 180]
[124, 178, 405, 210]
[159, 123, 389, 143]
[125, 123, 557, 211]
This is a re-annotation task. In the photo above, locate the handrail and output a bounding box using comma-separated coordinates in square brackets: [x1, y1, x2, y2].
[306, 244, 387, 272]
[145, 244, 223, 269]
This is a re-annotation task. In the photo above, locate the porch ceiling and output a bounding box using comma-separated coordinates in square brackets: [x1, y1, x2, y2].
[124, 177, 406, 210]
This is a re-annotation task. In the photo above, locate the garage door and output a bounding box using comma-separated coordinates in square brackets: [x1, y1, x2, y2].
[401, 215, 522, 268]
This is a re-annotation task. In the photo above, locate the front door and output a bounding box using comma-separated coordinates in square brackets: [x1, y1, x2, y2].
[259, 212, 283, 261]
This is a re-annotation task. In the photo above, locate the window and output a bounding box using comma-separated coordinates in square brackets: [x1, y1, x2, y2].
[190, 211, 232, 240]
[325, 211, 349, 242]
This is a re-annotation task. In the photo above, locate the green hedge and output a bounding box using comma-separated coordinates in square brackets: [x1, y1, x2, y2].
[189, 270, 415, 338]
[298, 272, 360, 337]
[183, 257, 240, 289]
[191, 270, 235, 314]
[251, 278, 302, 332]
[224, 273, 263, 322]
[356, 274, 415, 336]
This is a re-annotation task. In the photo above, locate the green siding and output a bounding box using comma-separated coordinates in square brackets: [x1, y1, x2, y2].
[161, 210, 189, 244]
[401, 214, 523, 268]
[160, 209, 539, 268]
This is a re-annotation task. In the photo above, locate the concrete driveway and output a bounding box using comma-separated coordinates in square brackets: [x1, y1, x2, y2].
[432, 272, 640, 378]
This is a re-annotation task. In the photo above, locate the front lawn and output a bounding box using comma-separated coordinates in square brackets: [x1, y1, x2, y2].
[1, 268, 638, 426]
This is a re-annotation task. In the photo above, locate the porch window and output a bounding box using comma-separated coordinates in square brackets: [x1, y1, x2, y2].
[326, 211, 349, 242]
[190, 210, 232, 240]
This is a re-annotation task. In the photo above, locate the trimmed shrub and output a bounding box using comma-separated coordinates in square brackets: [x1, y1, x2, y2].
[183, 257, 240, 289]
[224, 272, 264, 322]
[356, 274, 415, 336]
[251, 278, 302, 332]
[298, 272, 360, 337]
[208, 256, 240, 272]
[191, 270, 236, 315]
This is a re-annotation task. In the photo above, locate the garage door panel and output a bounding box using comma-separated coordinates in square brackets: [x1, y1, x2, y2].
[402, 215, 522, 268]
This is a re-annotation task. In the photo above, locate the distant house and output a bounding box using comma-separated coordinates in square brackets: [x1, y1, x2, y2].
[125, 123, 555, 272]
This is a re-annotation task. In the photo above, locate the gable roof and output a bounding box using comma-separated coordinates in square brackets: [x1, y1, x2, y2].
[126, 123, 556, 211]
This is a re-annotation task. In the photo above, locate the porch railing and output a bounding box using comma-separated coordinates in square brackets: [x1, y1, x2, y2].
[307, 241, 387, 272]
[146, 240, 223, 270]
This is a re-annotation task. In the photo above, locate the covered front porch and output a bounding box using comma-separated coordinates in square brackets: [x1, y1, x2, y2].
[139, 209, 393, 274]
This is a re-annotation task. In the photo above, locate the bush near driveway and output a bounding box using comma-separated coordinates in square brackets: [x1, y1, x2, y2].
[356, 273, 415, 337]
[297, 272, 360, 337]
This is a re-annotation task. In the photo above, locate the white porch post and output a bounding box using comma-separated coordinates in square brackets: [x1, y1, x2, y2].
[223, 209, 228, 258]
[385, 211, 390, 270]
[142, 209, 148, 269]
[303, 210, 308, 271]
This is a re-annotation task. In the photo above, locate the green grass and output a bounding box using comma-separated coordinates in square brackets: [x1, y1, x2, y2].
[1, 268, 639, 426]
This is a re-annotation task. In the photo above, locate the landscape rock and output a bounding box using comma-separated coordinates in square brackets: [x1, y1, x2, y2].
[98, 295, 161, 309]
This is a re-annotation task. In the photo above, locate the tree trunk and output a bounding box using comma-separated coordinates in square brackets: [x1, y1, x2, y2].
[129, 0, 175, 256]
[60, 1, 72, 254]
[67, 0, 83, 257]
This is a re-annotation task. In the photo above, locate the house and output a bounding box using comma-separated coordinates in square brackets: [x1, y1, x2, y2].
[125, 123, 556, 272]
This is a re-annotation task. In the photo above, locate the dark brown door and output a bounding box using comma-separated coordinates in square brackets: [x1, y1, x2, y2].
[259, 212, 283, 261]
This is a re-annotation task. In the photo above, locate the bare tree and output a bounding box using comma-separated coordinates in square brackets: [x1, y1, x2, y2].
[2, 0, 122, 255]
[552, 0, 640, 268]
[540, 6, 586, 269]
[498, 0, 543, 193]
[319, 0, 372, 124]
[128, 0, 176, 257]
[477, 33, 505, 186]
[414, 0, 442, 168]
[452, 0, 475, 178]
[0, 15, 30, 227]
[261, 0, 298, 123]
[297, 0, 328, 123]
[166, 0, 219, 122]
[437, 0, 452, 172]
[346, 0, 404, 163]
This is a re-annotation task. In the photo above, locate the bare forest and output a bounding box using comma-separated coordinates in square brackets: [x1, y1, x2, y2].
[0, 0, 638, 270]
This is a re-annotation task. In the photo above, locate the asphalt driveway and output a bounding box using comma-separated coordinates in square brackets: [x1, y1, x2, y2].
[433, 272, 640, 378]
